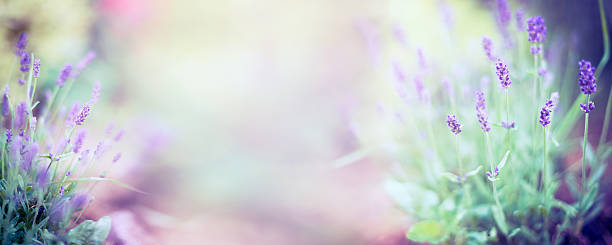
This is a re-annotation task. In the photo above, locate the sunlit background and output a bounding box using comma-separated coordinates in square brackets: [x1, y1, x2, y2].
[1, 0, 610, 244]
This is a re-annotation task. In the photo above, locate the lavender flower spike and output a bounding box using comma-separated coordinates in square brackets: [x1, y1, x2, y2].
[496, 59, 512, 88]
[515, 9, 525, 31]
[33, 58, 40, 78]
[578, 60, 597, 95]
[74, 104, 90, 126]
[539, 100, 554, 127]
[15, 33, 27, 55]
[56, 64, 72, 87]
[14, 102, 28, 129]
[446, 114, 462, 135]
[496, 0, 511, 27]
[475, 91, 490, 132]
[527, 16, 546, 54]
[580, 101, 595, 113]
[482, 37, 495, 61]
[19, 51, 31, 73]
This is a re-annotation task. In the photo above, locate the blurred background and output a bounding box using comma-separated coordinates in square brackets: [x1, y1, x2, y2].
[1, 0, 610, 244]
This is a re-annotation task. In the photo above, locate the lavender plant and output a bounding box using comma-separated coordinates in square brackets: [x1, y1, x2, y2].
[0, 33, 138, 244]
[341, 1, 611, 244]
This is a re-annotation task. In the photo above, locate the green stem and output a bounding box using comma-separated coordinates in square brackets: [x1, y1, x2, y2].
[456, 135, 462, 172]
[543, 127, 548, 193]
[582, 94, 591, 207]
[486, 133, 504, 217]
[598, 0, 611, 147]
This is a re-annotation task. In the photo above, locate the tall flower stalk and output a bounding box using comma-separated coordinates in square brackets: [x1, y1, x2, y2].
[578, 60, 597, 205]
[475, 91, 504, 218]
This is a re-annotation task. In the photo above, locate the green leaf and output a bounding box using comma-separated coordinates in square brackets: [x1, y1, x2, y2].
[406, 220, 447, 243]
[67, 216, 111, 245]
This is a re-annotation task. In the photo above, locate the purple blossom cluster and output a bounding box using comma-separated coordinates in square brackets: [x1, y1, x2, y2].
[482, 37, 495, 61]
[446, 114, 462, 135]
[56, 65, 72, 87]
[515, 9, 525, 31]
[527, 16, 546, 54]
[495, 59, 511, 88]
[539, 100, 554, 127]
[578, 60, 597, 95]
[580, 101, 595, 113]
[486, 167, 499, 179]
[475, 91, 490, 132]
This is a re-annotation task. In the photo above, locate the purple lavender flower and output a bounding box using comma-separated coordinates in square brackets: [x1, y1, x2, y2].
[48, 199, 68, 224]
[501, 121, 515, 129]
[392, 61, 407, 83]
[482, 37, 495, 61]
[392, 24, 408, 47]
[33, 58, 40, 78]
[486, 167, 500, 178]
[71, 193, 90, 211]
[578, 60, 597, 95]
[580, 101, 595, 113]
[19, 51, 31, 73]
[527, 16, 546, 54]
[36, 167, 50, 188]
[475, 91, 491, 132]
[90, 81, 101, 105]
[2, 86, 10, 129]
[516, 9, 525, 31]
[413, 76, 430, 104]
[446, 114, 462, 135]
[22, 143, 38, 171]
[14, 102, 28, 129]
[114, 129, 125, 142]
[73, 129, 87, 153]
[55, 64, 72, 87]
[16, 33, 27, 54]
[75, 51, 96, 72]
[496, 59, 512, 88]
[496, 0, 511, 27]
[417, 48, 427, 69]
[74, 104, 90, 126]
[5, 129, 12, 144]
[112, 153, 122, 163]
[539, 100, 554, 127]
[527, 16, 546, 43]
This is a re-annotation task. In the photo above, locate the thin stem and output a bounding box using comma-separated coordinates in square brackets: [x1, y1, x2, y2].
[598, 0, 611, 147]
[582, 94, 591, 206]
[543, 127, 548, 193]
[532, 54, 539, 158]
[456, 134, 462, 172]
[486, 133, 504, 217]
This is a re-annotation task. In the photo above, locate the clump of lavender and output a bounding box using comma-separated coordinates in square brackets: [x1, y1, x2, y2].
[482, 37, 495, 61]
[527, 16, 546, 54]
[475, 91, 490, 132]
[446, 114, 462, 135]
[0, 33, 134, 244]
